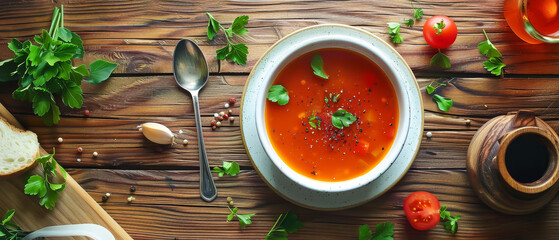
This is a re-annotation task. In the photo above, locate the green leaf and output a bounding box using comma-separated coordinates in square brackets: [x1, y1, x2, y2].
[266, 230, 288, 240]
[0, 59, 19, 82]
[267, 85, 289, 105]
[387, 22, 403, 44]
[426, 81, 446, 95]
[402, 19, 414, 27]
[39, 190, 59, 210]
[70, 32, 84, 59]
[331, 109, 356, 129]
[85, 60, 117, 84]
[229, 15, 249, 35]
[2, 210, 15, 225]
[60, 80, 83, 108]
[57, 62, 73, 80]
[27, 44, 42, 67]
[358, 224, 372, 240]
[279, 212, 303, 233]
[206, 12, 221, 40]
[433, 94, 453, 112]
[483, 57, 506, 76]
[73, 64, 89, 77]
[13, 84, 33, 101]
[33, 66, 58, 86]
[54, 43, 79, 62]
[43, 51, 61, 66]
[7, 39, 23, 53]
[414, 8, 424, 20]
[32, 89, 52, 116]
[236, 213, 255, 228]
[49, 183, 66, 192]
[227, 213, 234, 222]
[226, 43, 248, 66]
[24, 175, 47, 197]
[311, 54, 328, 79]
[57, 27, 72, 42]
[478, 29, 502, 58]
[41, 101, 61, 126]
[223, 161, 240, 176]
[216, 45, 230, 60]
[41, 29, 53, 50]
[430, 51, 451, 68]
[371, 222, 394, 240]
[308, 115, 322, 130]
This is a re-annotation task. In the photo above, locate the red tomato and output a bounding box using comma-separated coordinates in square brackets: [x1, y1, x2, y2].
[423, 16, 457, 49]
[404, 191, 441, 231]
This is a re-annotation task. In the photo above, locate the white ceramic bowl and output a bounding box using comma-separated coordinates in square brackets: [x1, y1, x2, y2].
[255, 24, 410, 193]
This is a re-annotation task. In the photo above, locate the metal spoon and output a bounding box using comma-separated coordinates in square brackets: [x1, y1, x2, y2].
[173, 39, 217, 202]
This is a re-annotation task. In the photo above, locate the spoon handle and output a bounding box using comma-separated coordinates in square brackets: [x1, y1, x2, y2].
[192, 93, 218, 202]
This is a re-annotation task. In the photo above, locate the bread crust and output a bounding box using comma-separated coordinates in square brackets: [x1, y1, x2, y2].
[0, 116, 40, 179]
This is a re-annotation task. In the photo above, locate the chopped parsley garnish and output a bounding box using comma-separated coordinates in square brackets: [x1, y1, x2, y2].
[267, 85, 289, 105]
[387, 22, 403, 44]
[311, 54, 329, 79]
[212, 161, 240, 177]
[440, 206, 460, 234]
[331, 109, 357, 129]
[308, 114, 322, 130]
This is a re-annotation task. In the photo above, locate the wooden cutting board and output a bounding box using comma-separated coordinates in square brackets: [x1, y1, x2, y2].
[0, 103, 132, 240]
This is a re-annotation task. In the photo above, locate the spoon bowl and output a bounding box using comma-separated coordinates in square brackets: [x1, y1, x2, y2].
[173, 39, 217, 202]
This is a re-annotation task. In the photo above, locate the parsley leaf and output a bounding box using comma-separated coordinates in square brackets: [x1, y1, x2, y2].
[440, 206, 460, 234]
[433, 19, 446, 35]
[266, 211, 303, 240]
[0, 59, 19, 82]
[331, 109, 356, 129]
[387, 22, 403, 44]
[23, 148, 67, 210]
[311, 54, 329, 79]
[308, 114, 322, 130]
[212, 161, 240, 177]
[206, 12, 250, 65]
[1, 209, 27, 239]
[483, 57, 506, 76]
[414, 8, 424, 20]
[227, 206, 255, 228]
[430, 50, 451, 68]
[267, 85, 289, 105]
[433, 94, 453, 112]
[358, 222, 394, 240]
[85, 60, 118, 84]
[402, 19, 414, 28]
[478, 29, 502, 58]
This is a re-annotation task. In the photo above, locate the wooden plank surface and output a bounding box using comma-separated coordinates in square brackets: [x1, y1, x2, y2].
[1, 0, 559, 239]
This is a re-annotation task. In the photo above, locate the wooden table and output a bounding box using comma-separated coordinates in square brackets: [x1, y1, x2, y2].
[1, 0, 559, 239]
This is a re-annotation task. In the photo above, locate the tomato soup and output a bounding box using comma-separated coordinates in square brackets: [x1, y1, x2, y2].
[265, 48, 399, 182]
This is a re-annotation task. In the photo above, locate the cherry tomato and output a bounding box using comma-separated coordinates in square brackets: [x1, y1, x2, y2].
[404, 191, 441, 231]
[423, 16, 457, 49]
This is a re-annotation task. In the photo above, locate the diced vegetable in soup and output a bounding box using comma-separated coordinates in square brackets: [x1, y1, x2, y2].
[265, 48, 399, 182]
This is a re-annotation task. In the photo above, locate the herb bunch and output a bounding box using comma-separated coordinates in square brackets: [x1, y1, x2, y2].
[0, 6, 117, 126]
[206, 12, 250, 65]
[24, 148, 67, 210]
[0, 210, 27, 240]
[265, 211, 304, 240]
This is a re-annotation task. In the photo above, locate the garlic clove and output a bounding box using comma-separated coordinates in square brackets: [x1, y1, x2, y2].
[140, 122, 175, 145]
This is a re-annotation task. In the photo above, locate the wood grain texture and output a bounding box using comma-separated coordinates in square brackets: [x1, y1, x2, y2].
[0, 0, 559, 75]
[67, 168, 559, 239]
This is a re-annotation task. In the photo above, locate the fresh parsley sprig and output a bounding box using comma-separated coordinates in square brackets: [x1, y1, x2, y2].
[425, 80, 453, 112]
[440, 206, 460, 234]
[358, 222, 395, 240]
[0, 210, 28, 239]
[404, 3, 424, 27]
[331, 109, 356, 129]
[478, 29, 506, 76]
[265, 211, 303, 240]
[212, 161, 240, 177]
[23, 148, 67, 210]
[311, 54, 328, 79]
[387, 23, 404, 44]
[227, 206, 255, 228]
[308, 114, 322, 130]
[0, 5, 117, 126]
[206, 12, 250, 66]
[267, 85, 289, 105]
[430, 49, 451, 69]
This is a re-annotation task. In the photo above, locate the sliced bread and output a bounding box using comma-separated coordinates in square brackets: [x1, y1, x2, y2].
[0, 117, 40, 178]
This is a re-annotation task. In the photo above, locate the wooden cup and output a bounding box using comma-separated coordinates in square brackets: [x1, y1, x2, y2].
[467, 110, 559, 215]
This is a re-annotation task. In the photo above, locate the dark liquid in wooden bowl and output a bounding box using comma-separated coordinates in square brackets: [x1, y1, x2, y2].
[505, 133, 550, 183]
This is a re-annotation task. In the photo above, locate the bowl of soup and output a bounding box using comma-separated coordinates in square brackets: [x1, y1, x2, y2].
[254, 24, 411, 192]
